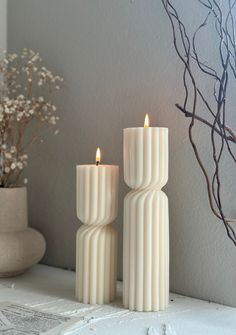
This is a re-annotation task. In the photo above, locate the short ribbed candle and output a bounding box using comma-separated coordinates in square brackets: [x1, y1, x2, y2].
[123, 126, 169, 312]
[76, 164, 119, 304]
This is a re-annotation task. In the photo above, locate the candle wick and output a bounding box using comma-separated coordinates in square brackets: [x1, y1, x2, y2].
[96, 161, 99, 166]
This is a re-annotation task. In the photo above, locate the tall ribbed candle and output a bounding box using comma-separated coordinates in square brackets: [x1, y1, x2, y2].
[76, 148, 119, 304]
[123, 115, 169, 312]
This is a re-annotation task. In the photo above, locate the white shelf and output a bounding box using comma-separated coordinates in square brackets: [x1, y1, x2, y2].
[0, 264, 235, 335]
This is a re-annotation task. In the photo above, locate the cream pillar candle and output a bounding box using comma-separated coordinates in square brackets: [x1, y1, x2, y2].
[76, 148, 119, 304]
[123, 114, 169, 312]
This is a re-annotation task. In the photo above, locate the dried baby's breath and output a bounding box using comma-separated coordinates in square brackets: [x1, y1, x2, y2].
[0, 49, 63, 187]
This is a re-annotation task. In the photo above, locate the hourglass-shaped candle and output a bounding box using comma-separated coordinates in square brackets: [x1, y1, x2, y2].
[76, 148, 119, 304]
[123, 115, 169, 312]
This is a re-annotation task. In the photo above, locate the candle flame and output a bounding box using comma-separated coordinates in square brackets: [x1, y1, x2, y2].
[144, 114, 150, 128]
[96, 147, 101, 165]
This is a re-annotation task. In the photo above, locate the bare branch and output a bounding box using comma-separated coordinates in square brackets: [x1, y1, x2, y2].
[161, 0, 236, 245]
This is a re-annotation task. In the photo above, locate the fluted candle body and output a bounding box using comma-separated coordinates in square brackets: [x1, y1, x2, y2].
[76, 165, 119, 304]
[123, 127, 169, 311]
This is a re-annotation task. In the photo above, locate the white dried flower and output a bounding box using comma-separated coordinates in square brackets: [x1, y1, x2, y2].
[49, 116, 56, 124]
[10, 163, 16, 170]
[32, 55, 39, 62]
[5, 153, 12, 159]
[4, 166, 10, 173]
[17, 162, 23, 169]
[17, 112, 23, 120]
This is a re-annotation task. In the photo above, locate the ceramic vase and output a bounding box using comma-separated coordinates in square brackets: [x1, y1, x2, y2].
[0, 187, 46, 277]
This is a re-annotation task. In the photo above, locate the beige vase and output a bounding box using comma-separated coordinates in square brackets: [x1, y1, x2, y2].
[0, 187, 46, 277]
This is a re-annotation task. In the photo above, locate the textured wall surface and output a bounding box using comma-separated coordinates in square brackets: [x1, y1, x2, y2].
[7, 0, 236, 307]
[0, 0, 7, 50]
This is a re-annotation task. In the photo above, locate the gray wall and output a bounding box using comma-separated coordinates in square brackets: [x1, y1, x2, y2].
[0, 0, 7, 49]
[8, 0, 236, 307]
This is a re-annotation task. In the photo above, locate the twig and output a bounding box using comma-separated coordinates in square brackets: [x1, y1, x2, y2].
[161, 0, 236, 245]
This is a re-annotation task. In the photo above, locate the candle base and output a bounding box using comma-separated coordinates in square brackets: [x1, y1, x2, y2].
[76, 224, 117, 305]
[123, 188, 169, 312]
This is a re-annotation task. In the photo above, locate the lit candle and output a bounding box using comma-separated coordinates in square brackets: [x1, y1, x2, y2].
[123, 115, 169, 312]
[76, 148, 119, 304]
